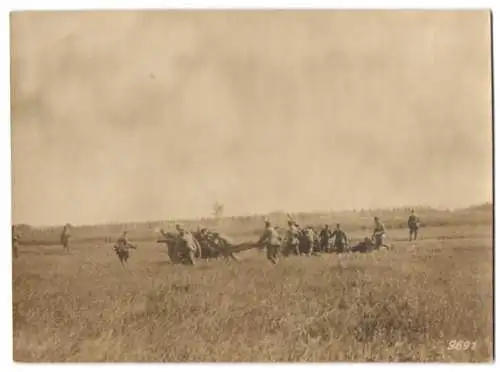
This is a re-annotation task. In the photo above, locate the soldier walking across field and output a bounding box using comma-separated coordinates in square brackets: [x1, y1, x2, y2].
[60, 223, 71, 252]
[114, 230, 137, 266]
[408, 209, 420, 241]
[331, 224, 349, 253]
[284, 220, 300, 256]
[372, 217, 390, 249]
[256, 220, 282, 264]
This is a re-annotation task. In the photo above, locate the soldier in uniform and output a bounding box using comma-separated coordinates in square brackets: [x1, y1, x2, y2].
[287, 218, 314, 255]
[175, 226, 201, 265]
[12, 225, 20, 259]
[408, 209, 420, 241]
[176, 224, 202, 259]
[303, 226, 316, 256]
[319, 224, 332, 252]
[372, 217, 390, 249]
[196, 227, 223, 259]
[257, 220, 281, 264]
[159, 228, 180, 264]
[60, 223, 71, 252]
[194, 228, 214, 259]
[331, 224, 349, 253]
[114, 231, 137, 266]
[284, 220, 300, 256]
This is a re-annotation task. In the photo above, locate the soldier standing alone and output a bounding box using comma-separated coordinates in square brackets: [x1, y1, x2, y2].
[114, 231, 137, 266]
[60, 224, 71, 252]
[408, 209, 420, 241]
[257, 220, 281, 264]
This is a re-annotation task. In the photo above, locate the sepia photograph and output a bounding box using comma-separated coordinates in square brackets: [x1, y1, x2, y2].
[10, 9, 493, 362]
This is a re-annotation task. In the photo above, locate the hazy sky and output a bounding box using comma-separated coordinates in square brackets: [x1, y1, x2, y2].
[11, 11, 492, 226]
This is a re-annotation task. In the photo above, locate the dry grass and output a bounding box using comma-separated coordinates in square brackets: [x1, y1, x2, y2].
[13, 223, 493, 362]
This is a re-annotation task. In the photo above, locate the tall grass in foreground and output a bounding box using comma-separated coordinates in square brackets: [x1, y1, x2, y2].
[13, 226, 493, 362]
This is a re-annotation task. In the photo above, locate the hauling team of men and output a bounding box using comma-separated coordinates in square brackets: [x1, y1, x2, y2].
[12, 210, 421, 266]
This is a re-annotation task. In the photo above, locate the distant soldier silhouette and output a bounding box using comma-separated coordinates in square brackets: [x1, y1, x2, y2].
[331, 224, 349, 253]
[408, 209, 420, 241]
[60, 224, 71, 252]
[302, 226, 316, 256]
[257, 220, 281, 264]
[319, 224, 332, 252]
[284, 220, 300, 256]
[12, 226, 20, 259]
[113, 231, 136, 266]
[372, 217, 390, 249]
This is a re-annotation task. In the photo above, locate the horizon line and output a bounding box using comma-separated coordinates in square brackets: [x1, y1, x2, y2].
[12, 201, 493, 229]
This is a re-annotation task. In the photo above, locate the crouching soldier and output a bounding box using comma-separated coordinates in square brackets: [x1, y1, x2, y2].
[195, 228, 217, 259]
[351, 237, 376, 253]
[257, 221, 281, 264]
[372, 217, 390, 249]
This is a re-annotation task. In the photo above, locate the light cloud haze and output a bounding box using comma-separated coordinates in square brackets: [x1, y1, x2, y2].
[10, 11, 492, 226]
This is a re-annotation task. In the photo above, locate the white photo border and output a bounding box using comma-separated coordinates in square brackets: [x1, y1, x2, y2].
[1, 1, 497, 371]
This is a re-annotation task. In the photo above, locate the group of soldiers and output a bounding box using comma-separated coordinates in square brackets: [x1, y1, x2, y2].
[156, 224, 239, 265]
[256, 209, 421, 264]
[12, 210, 421, 267]
[256, 215, 395, 264]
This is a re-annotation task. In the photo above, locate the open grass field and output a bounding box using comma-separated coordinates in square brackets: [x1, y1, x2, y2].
[12, 217, 493, 362]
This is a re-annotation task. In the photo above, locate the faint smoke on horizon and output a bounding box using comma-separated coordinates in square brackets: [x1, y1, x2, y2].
[11, 11, 492, 226]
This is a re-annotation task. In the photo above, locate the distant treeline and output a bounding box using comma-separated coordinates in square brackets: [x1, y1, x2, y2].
[14, 204, 492, 246]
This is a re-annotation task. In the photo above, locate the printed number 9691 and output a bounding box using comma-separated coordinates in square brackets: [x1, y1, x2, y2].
[447, 340, 476, 351]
